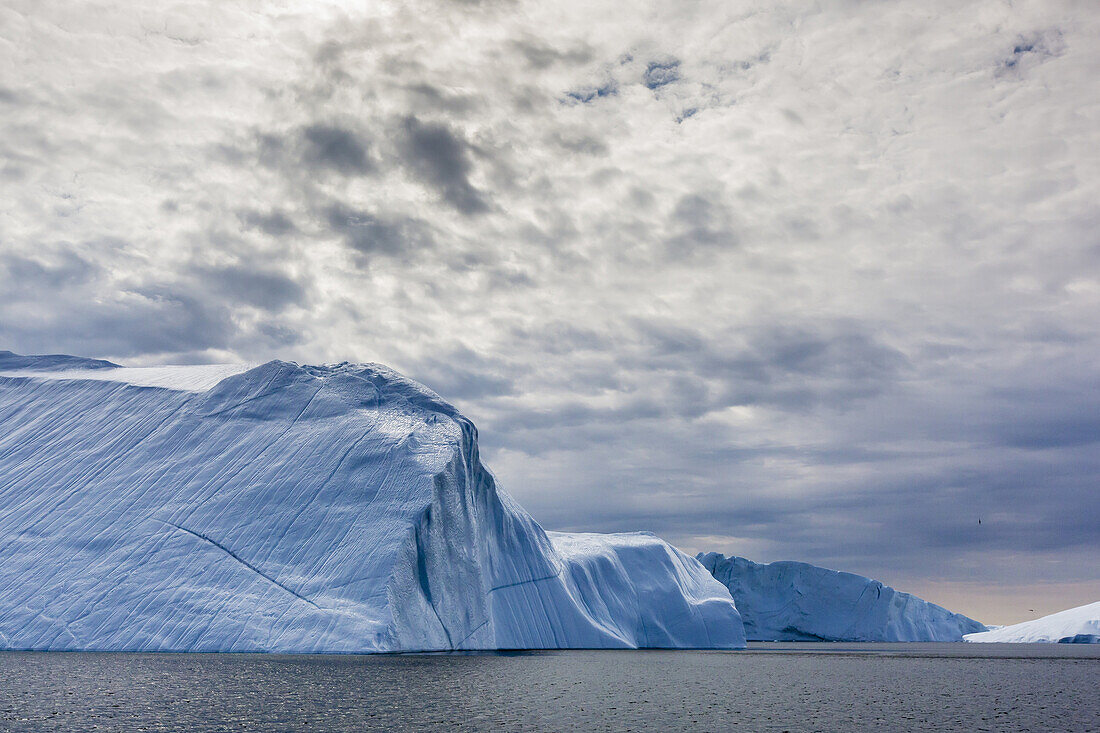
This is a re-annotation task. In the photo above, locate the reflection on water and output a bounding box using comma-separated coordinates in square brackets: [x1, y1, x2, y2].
[0, 644, 1096, 731]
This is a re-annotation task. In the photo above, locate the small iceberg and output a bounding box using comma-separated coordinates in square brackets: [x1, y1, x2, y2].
[698, 552, 986, 641]
[964, 602, 1100, 643]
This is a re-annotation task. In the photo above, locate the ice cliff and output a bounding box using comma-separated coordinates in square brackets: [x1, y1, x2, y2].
[0, 354, 744, 652]
[964, 602, 1100, 643]
[697, 553, 986, 641]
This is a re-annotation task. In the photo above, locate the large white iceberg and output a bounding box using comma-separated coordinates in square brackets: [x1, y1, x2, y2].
[0, 353, 744, 652]
[964, 602, 1100, 643]
[698, 552, 986, 641]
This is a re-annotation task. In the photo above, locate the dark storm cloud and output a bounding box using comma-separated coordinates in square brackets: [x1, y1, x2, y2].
[547, 130, 608, 155]
[511, 38, 594, 69]
[578, 448, 1100, 571]
[507, 321, 610, 356]
[0, 247, 307, 360]
[397, 116, 489, 215]
[999, 416, 1100, 449]
[404, 83, 480, 115]
[237, 124, 374, 177]
[323, 203, 434, 257]
[477, 317, 909, 455]
[745, 453, 1100, 575]
[496, 395, 1100, 587]
[664, 192, 740, 253]
[103, 286, 237, 355]
[713, 324, 910, 407]
[0, 279, 235, 359]
[0, 249, 100, 291]
[257, 321, 302, 348]
[299, 123, 373, 175]
[238, 209, 297, 237]
[984, 384, 1100, 450]
[411, 346, 521, 401]
[251, 131, 287, 169]
[191, 264, 307, 312]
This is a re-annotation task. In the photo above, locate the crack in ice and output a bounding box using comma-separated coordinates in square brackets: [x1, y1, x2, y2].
[154, 519, 322, 610]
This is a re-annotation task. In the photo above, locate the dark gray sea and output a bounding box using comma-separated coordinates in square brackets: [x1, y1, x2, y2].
[1, 643, 1096, 732]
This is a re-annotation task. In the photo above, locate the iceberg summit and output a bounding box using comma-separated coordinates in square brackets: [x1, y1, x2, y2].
[698, 553, 987, 642]
[0, 352, 744, 652]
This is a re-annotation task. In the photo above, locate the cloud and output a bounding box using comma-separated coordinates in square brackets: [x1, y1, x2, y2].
[238, 209, 297, 237]
[664, 191, 741, 254]
[299, 123, 373, 176]
[0, 244, 306, 361]
[564, 80, 618, 103]
[191, 264, 307, 312]
[323, 203, 434, 258]
[397, 116, 490, 215]
[403, 83, 481, 115]
[643, 59, 680, 89]
[1000, 29, 1065, 72]
[0, 272, 236, 360]
[512, 38, 594, 69]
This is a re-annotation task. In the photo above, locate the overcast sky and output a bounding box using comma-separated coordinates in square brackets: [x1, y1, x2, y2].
[2, 0, 1098, 623]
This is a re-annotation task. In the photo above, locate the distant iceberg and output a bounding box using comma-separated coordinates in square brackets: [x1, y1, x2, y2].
[964, 602, 1100, 643]
[698, 553, 986, 641]
[0, 354, 744, 652]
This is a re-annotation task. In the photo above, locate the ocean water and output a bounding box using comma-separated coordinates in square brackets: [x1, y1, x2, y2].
[0, 643, 1096, 731]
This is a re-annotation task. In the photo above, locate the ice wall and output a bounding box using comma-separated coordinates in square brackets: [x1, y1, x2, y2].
[698, 553, 986, 641]
[0, 355, 743, 652]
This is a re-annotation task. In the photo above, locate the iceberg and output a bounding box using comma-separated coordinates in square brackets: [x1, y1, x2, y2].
[698, 553, 986, 641]
[0, 354, 743, 652]
[964, 602, 1100, 643]
[0, 349, 119, 372]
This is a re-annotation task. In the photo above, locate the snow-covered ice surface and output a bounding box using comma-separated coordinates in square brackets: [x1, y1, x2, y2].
[964, 602, 1100, 643]
[698, 553, 986, 642]
[0, 354, 743, 652]
[0, 363, 257, 391]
